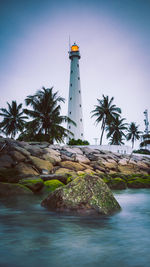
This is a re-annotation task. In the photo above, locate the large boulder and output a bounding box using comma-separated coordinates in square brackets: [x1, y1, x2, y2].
[41, 174, 121, 215]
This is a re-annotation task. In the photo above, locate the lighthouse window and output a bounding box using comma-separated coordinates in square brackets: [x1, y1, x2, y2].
[81, 133, 83, 136]
[80, 119, 82, 122]
[69, 126, 71, 129]
[78, 77, 80, 80]
[79, 104, 81, 107]
[71, 70, 73, 74]
[79, 90, 80, 93]
[77, 64, 79, 67]
[70, 83, 72, 87]
[70, 97, 72, 100]
[69, 111, 71, 114]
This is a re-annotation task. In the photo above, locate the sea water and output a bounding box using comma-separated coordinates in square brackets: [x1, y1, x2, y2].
[0, 189, 150, 267]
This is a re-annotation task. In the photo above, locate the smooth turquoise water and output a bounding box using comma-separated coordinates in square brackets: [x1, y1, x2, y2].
[0, 189, 150, 267]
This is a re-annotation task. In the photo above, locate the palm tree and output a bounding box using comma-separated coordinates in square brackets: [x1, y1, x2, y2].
[126, 122, 142, 148]
[23, 87, 75, 143]
[106, 117, 128, 145]
[91, 95, 121, 145]
[0, 101, 27, 138]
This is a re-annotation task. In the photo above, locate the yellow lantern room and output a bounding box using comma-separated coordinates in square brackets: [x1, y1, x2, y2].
[71, 43, 79, 52]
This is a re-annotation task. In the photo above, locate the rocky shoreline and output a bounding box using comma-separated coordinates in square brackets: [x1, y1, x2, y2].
[0, 137, 150, 214]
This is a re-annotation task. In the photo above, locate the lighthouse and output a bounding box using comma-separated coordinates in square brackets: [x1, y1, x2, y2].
[67, 43, 84, 141]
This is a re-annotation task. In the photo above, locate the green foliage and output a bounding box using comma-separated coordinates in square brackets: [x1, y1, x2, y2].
[0, 101, 27, 138]
[91, 95, 121, 145]
[126, 122, 142, 148]
[133, 149, 150, 155]
[68, 138, 89, 145]
[106, 117, 127, 145]
[18, 132, 51, 142]
[23, 87, 76, 144]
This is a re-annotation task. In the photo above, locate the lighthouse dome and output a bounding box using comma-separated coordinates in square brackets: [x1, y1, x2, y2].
[71, 43, 79, 52]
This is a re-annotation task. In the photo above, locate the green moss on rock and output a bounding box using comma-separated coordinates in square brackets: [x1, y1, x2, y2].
[19, 178, 44, 192]
[127, 177, 150, 188]
[44, 179, 64, 192]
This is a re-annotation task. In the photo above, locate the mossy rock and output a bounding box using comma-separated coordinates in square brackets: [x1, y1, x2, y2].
[19, 178, 44, 193]
[0, 168, 20, 183]
[0, 182, 33, 197]
[42, 174, 121, 215]
[109, 178, 127, 190]
[44, 179, 64, 192]
[127, 177, 150, 188]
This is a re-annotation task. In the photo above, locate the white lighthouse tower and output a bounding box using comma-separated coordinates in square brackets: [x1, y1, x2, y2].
[67, 42, 84, 141]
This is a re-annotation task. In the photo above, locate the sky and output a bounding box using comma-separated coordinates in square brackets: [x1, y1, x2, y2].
[0, 0, 150, 147]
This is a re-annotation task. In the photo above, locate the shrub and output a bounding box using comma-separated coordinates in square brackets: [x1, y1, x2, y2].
[68, 138, 89, 146]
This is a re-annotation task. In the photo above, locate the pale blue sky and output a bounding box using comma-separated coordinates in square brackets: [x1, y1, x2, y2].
[0, 0, 150, 147]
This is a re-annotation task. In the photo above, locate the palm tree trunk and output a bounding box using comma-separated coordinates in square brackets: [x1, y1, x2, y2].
[100, 119, 105, 145]
[132, 138, 134, 148]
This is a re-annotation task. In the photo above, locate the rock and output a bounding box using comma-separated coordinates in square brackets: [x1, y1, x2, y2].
[103, 161, 118, 172]
[42, 148, 61, 164]
[107, 178, 127, 190]
[61, 154, 75, 161]
[118, 164, 139, 175]
[25, 145, 45, 157]
[19, 178, 44, 193]
[118, 158, 128, 166]
[127, 177, 150, 188]
[0, 154, 14, 168]
[41, 174, 121, 215]
[54, 167, 77, 177]
[9, 151, 26, 162]
[75, 154, 90, 164]
[29, 156, 53, 173]
[43, 180, 64, 193]
[15, 162, 39, 177]
[14, 146, 31, 157]
[0, 168, 20, 183]
[59, 161, 85, 171]
[84, 169, 96, 175]
[81, 147, 100, 155]
[0, 182, 33, 196]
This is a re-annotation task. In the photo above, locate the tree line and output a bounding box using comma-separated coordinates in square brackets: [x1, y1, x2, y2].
[0, 87, 149, 149]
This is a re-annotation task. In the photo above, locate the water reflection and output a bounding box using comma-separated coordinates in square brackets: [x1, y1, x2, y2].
[0, 189, 150, 267]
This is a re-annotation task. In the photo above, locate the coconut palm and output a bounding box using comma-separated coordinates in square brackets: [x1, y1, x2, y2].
[0, 101, 27, 138]
[126, 122, 142, 148]
[91, 95, 121, 145]
[106, 117, 128, 145]
[23, 87, 75, 143]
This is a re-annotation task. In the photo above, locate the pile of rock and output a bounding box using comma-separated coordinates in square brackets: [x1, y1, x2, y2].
[0, 137, 150, 197]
